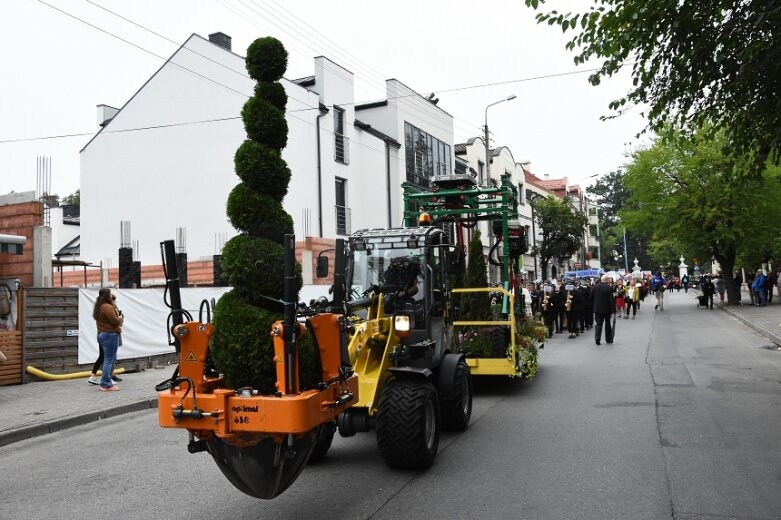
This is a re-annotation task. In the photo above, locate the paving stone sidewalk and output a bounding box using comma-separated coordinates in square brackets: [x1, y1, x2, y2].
[2, 288, 780, 448]
[0, 366, 173, 447]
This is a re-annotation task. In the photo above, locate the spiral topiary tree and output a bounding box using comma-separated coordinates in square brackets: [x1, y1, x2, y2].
[462, 230, 489, 320]
[210, 37, 302, 394]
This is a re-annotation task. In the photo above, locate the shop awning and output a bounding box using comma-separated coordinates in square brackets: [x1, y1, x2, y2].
[0, 234, 26, 255]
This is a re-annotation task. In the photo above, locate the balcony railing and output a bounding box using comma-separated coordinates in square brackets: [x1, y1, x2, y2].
[335, 204, 351, 236]
[334, 134, 349, 164]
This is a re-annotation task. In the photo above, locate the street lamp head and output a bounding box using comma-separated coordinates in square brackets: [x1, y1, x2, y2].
[506, 94, 517, 101]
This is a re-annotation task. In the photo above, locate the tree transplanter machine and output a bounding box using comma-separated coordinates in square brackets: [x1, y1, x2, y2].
[156, 237, 358, 499]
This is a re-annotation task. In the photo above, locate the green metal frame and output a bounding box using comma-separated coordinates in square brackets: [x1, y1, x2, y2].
[402, 173, 520, 289]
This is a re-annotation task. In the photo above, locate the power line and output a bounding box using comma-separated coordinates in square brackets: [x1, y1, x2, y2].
[1, 62, 613, 144]
[213, 0, 481, 138]
[82, 0, 248, 80]
[36, 0, 248, 99]
[21, 0, 629, 153]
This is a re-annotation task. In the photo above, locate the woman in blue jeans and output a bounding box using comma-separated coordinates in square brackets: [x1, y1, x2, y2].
[93, 288, 124, 391]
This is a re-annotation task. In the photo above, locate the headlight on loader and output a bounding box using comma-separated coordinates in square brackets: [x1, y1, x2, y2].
[394, 313, 414, 338]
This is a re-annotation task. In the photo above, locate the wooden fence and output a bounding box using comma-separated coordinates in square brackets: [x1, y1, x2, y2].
[0, 331, 23, 385]
[13, 288, 175, 384]
[22, 288, 80, 376]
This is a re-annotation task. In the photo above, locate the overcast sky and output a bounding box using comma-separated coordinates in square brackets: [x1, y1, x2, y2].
[1, 0, 648, 199]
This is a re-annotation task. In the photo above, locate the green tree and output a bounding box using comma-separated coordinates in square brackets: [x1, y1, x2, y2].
[590, 171, 652, 271]
[462, 230, 488, 320]
[532, 196, 588, 279]
[211, 37, 299, 393]
[622, 126, 781, 304]
[525, 0, 781, 174]
[62, 190, 80, 205]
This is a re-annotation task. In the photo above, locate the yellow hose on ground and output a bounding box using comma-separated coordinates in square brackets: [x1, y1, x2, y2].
[25, 366, 126, 381]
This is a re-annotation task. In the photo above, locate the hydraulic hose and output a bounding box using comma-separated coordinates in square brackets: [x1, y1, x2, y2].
[26, 366, 126, 381]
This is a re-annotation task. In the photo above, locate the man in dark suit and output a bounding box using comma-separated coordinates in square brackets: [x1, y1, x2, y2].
[591, 274, 615, 345]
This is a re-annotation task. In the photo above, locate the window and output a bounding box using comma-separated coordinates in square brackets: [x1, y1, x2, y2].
[334, 107, 348, 163]
[477, 161, 485, 185]
[588, 246, 600, 260]
[404, 121, 452, 188]
[518, 182, 524, 204]
[335, 178, 349, 235]
[589, 224, 599, 237]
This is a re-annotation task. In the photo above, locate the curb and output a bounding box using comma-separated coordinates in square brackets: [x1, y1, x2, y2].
[718, 304, 781, 347]
[0, 398, 158, 448]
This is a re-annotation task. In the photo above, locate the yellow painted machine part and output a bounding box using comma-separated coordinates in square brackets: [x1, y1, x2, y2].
[451, 286, 520, 377]
[347, 295, 399, 415]
[349, 319, 397, 414]
[26, 366, 126, 381]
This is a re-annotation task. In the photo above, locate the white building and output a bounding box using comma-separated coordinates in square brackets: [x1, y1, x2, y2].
[79, 33, 454, 280]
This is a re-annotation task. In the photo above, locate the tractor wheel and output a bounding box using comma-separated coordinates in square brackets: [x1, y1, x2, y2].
[441, 362, 472, 431]
[376, 378, 440, 469]
[308, 422, 336, 464]
[490, 327, 509, 357]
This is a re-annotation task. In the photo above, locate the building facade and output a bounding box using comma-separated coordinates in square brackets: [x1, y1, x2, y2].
[78, 33, 453, 285]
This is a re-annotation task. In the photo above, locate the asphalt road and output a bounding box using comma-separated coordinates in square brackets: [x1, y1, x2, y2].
[2, 291, 780, 519]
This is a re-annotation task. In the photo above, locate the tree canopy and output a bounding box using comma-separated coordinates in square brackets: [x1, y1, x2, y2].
[532, 195, 588, 278]
[621, 126, 781, 303]
[588, 170, 652, 271]
[525, 0, 781, 173]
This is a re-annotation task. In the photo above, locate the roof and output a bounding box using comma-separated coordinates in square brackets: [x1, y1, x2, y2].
[354, 120, 401, 148]
[55, 235, 80, 258]
[81, 33, 247, 153]
[454, 143, 466, 154]
[355, 100, 389, 110]
[292, 75, 315, 87]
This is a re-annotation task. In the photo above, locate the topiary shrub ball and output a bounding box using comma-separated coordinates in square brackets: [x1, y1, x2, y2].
[234, 140, 291, 201]
[219, 235, 301, 309]
[241, 96, 288, 150]
[245, 37, 288, 83]
[226, 184, 294, 241]
[254, 82, 288, 112]
[211, 290, 280, 394]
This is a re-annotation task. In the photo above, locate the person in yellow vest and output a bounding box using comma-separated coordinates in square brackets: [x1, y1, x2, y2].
[625, 282, 641, 318]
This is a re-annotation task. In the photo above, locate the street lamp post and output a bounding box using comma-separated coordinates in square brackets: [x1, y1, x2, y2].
[484, 94, 517, 183]
[623, 227, 629, 273]
[483, 95, 516, 284]
[527, 192, 542, 280]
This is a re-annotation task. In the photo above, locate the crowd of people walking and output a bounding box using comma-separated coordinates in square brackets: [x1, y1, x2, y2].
[514, 265, 781, 350]
[528, 273, 656, 346]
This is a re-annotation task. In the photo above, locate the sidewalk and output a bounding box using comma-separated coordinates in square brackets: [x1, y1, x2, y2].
[0, 366, 173, 447]
[712, 287, 781, 349]
[3, 291, 781, 448]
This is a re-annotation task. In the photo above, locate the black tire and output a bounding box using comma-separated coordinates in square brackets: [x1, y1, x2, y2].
[376, 379, 440, 469]
[308, 422, 336, 464]
[441, 362, 472, 431]
[490, 327, 509, 357]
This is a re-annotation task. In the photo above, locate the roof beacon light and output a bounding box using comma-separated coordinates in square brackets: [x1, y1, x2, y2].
[418, 212, 432, 225]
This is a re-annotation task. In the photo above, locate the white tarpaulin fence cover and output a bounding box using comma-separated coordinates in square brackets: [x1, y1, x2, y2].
[77, 287, 231, 364]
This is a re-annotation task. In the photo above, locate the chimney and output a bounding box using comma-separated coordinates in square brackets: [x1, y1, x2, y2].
[97, 104, 119, 128]
[544, 174, 549, 180]
[209, 32, 232, 51]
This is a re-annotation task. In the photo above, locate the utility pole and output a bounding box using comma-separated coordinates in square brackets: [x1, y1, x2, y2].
[483, 94, 516, 284]
[623, 227, 629, 272]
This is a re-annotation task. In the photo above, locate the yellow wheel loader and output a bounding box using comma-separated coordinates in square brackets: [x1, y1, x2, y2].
[323, 226, 473, 468]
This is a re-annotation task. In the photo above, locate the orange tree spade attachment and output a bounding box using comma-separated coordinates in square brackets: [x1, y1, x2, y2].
[157, 238, 357, 499]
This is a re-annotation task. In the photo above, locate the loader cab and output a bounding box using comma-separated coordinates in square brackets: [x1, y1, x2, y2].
[347, 227, 452, 349]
